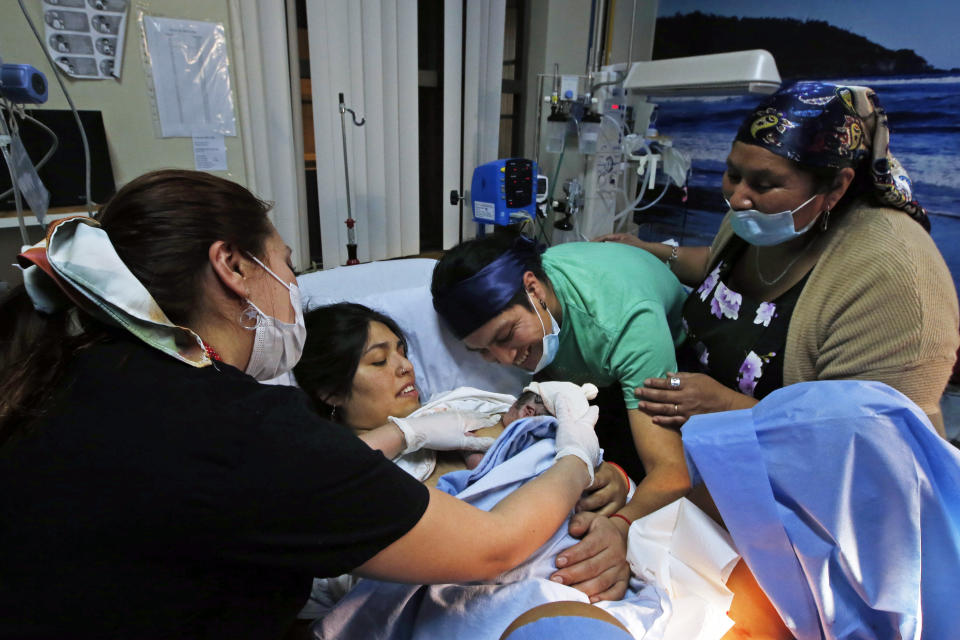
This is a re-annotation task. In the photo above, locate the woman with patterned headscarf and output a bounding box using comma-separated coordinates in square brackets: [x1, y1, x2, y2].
[599, 81, 958, 435]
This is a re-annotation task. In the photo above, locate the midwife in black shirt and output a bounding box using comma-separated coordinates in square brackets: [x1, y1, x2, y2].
[0, 170, 600, 640]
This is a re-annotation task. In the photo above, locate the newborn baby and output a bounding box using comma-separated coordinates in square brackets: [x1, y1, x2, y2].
[501, 390, 551, 427]
[401, 387, 554, 485]
[461, 390, 552, 469]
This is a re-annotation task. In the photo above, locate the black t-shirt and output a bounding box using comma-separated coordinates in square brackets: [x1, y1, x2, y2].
[0, 334, 429, 639]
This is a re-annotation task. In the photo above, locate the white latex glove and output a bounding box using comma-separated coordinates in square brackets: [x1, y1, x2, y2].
[554, 399, 601, 483]
[388, 411, 499, 455]
[524, 381, 599, 421]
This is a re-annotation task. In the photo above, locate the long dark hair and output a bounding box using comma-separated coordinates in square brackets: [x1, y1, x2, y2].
[0, 170, 274, 447]
[293, 302, 408, 423]
[430, 227, 548, 314]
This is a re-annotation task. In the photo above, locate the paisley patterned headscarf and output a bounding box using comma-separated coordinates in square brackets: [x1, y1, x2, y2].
[735, 81, 929, 230]
[18, 216, 213, 367]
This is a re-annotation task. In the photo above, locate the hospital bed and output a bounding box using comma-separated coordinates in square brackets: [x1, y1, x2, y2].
[293, 259, 741, 640]
[292, 259, 960, 640]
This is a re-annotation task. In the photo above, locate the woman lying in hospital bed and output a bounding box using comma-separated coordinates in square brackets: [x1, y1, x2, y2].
[291, 303, 630, 614]
[290, 301, 757, 639]
[294, 302, 628, 495]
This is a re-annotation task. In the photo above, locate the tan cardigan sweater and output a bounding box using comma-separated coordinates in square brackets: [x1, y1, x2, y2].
[707, 200, 959, 430]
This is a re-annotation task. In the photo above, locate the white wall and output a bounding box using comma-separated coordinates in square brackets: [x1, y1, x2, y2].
[0, 0, 249, 288]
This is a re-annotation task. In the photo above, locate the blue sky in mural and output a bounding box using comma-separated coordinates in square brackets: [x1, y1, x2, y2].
[659, 0, 960, 70]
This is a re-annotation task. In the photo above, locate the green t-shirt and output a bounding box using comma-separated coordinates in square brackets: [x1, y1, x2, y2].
[541, 241, 687, 409]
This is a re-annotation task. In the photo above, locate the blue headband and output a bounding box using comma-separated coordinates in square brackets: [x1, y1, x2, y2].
[433, 236, 543, 340]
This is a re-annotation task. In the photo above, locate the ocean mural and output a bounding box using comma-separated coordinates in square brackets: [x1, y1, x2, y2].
[642, 5, 960, 294]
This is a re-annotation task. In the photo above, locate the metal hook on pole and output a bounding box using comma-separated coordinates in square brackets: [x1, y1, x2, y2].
[338, 92, 365, 265]
[339, 93, 366, 126]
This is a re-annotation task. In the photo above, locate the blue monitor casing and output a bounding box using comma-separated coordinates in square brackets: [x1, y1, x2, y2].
[0, 63, 48, 104]
[471, 158, 538, 226]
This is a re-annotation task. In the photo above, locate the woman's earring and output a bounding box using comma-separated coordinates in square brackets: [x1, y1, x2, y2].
[820, 208, 832, 232]
[329, 405, 338, 420]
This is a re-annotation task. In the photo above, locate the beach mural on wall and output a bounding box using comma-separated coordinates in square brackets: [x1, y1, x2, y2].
[643, 1, 960, 293]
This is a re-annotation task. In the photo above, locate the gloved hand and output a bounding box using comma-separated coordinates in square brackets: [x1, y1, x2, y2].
[554, 400, 601, 483]
[388, 411, 500, 455]
[524, 381, 599, 421]
[525, 381, 602, 482]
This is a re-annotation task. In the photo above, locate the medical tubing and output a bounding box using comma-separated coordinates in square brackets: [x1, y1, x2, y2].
[601, 113, 628, 141]
[620, 159, 631, 202]
[589, 70, 625, 95]
[18, 0, 93, 216]
[612, 188, 644, 224]
[532, 207, 551, 247]
[613, 162, 650, 224]
[0, 109, 28, 245]
[632, 183, 669, 212]
[601, 113, 629, 205]
[0, 110, 58, 201]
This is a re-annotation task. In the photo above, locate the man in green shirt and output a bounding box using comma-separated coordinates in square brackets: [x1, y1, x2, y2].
[432, 231, 690, 603]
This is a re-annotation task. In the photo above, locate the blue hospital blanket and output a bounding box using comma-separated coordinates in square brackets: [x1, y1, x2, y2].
[313, 416, 664, 640]
[683, 380, 960, 640]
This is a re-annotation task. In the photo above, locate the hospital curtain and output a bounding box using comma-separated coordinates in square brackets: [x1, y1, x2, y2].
[305, 0, 420, 266]
[228, 0, 310, 269]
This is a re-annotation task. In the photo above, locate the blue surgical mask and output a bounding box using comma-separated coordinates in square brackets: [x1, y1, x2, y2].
[527, 291, 560, 373]
[728, 194, 819, 246]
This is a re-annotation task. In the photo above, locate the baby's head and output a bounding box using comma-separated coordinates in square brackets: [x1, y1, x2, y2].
[501, 390, 551, 427]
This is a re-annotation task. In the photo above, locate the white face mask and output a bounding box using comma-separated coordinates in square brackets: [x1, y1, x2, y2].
[527, 291, 560, 373]
[728, 194, 819, 246]
[242, 254, 307, 381]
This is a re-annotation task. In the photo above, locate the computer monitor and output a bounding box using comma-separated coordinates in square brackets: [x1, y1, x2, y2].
[0, 109, 115, 211]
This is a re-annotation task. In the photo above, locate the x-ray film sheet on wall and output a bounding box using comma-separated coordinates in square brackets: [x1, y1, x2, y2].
[43, 0, 129, 80]
[142, 15, 237, 138]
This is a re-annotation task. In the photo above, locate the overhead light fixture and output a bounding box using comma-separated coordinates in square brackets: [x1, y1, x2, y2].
[623, 49, 781, 96]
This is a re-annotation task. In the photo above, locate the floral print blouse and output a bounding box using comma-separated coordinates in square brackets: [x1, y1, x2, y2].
[681, 240, 810, 400]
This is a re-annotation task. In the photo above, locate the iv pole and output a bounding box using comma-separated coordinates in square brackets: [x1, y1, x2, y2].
[338, 92, 365, 265]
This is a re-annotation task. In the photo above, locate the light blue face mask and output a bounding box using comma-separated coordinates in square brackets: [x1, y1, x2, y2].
[527, 291, 559, 373]
[728, 194, 819, 246]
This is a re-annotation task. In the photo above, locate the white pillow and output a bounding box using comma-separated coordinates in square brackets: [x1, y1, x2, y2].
[296, 259, 529, 402]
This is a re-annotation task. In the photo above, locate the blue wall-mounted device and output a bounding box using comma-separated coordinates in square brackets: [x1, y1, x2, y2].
[0, 60, 48, 104]
[471, 158, 539, 226]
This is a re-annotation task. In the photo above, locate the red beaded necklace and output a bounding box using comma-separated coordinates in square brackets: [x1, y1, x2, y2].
[201, 340, 222, 362]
